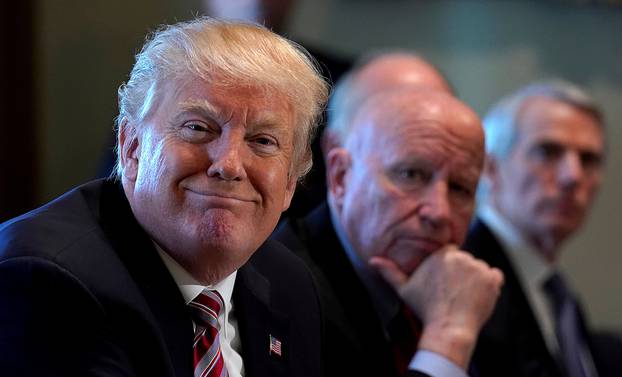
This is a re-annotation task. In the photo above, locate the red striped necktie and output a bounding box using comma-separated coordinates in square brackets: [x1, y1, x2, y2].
[189, 289, 229, 377]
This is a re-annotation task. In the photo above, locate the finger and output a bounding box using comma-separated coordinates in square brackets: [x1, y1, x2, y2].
[369, 256, 409, 289]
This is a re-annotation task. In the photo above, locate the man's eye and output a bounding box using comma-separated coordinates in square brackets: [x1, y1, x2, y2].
[185, 122, 208, 132]
[399, 169, 418, 179]
[253, 136, 276, 146]
[248, 134, 280, 154]
[449, 182, 473, 197]
[580, 151, 602, 170]
[179, 121, 215, 142]
[392, 167, 429, 186]
[400, 168, 426, 180]
[250, 134, 279, 148]
[532, 142, 563, 161]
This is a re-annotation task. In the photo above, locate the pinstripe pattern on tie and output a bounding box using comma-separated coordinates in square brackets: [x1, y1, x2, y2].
[189, 289, 229, 377]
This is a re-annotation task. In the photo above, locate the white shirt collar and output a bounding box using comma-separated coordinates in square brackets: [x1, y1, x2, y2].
[155, 242, 237, 307]
[478, 203, 554, 287]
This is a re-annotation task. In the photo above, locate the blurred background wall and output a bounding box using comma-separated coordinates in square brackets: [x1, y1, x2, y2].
[2, 0, 620, 330]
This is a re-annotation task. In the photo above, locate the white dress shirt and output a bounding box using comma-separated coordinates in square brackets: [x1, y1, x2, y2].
[329, 202, 467, 377]
[156, 244, 245, 377]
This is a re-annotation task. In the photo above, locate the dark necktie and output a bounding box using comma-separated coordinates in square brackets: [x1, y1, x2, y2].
[388, 304, 421, 376]
[543, 272, 596, 377]
[189, 289, 229, 377]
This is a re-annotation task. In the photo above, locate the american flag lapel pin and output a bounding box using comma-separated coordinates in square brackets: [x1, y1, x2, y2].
[269, 334, 282, 357]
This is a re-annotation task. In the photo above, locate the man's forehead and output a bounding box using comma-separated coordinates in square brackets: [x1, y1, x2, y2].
[361, 88, 474, 121]
[171, 79, 293, 118]
[362, 98, 480, 140]
[518, 96, 601, 129]
[516, 96, 604, 146]
[355, 115, 482, 164]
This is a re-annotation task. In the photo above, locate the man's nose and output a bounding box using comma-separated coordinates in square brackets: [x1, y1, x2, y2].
[419, 180, 451, 229]
[207, 133, 247, 181]
[557, 152, 582, 190]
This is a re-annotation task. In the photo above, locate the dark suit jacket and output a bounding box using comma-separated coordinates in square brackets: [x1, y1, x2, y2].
[464, 218, 622, 377]
[272, 203, 428, 377]
[0, 179, 321, 377]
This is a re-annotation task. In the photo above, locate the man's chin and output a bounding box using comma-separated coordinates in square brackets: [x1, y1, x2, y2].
[392, 254, 427, 276]
[530, 221, 579, 253]
[544, 216, 583, 237]
[551, 223, 580, 242]
[197, 211, 236, 239]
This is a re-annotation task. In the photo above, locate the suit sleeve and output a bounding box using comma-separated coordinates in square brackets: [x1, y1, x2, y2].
[0, 256, 135, 377]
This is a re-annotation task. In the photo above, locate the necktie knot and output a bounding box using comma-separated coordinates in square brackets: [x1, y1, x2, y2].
[189, 289, 225, 330]
[543, 272, 572, 315]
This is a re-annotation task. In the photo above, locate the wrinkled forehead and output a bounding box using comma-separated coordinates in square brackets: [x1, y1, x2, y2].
[349, 91, 483, 153]
[164, 74, 294, 112]
[140, 76, 296, 142]
[344, 117, 482, 186]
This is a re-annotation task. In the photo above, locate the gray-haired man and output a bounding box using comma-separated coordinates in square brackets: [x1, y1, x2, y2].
[464, 79, 621, 377]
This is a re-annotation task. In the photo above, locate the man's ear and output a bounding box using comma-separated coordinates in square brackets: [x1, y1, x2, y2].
[320, 130, 340, 163]
[118, 118, 140, 182]
[326, 147, 351, 208]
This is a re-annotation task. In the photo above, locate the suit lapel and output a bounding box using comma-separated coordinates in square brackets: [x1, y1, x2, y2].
[465, 218, 563, 377]
[233, 247, 291, 377]
[99, 180, 194, 377]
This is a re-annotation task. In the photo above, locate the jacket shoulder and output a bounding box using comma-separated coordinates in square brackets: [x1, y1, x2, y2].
[0, 180, 106, 261]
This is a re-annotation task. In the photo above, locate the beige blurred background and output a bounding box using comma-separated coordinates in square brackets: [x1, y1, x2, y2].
[5, 0, 622, 330]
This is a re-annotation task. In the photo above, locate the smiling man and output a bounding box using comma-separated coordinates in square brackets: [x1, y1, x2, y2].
[273, 88, 503, 377]
[0, 17, 328, 377]
[465, 80, 621, 377]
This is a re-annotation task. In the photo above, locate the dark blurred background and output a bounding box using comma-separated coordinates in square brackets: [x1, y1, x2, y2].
[1, 0, 620, 331]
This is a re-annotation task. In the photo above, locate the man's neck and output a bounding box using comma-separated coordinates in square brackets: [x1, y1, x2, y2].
[529, 236, 560, 264]
[487, 202, 562, 264]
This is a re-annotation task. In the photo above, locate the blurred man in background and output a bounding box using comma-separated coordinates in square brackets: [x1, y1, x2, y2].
[465, 79, 622, 377]
[274, 87, 503, 377]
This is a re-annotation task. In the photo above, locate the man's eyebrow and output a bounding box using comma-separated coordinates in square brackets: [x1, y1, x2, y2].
[176, 100, 221, 119]
[252, 114, 289, 130]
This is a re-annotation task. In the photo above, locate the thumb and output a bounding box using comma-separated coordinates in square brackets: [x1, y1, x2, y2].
[369, 256, 408, 290]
